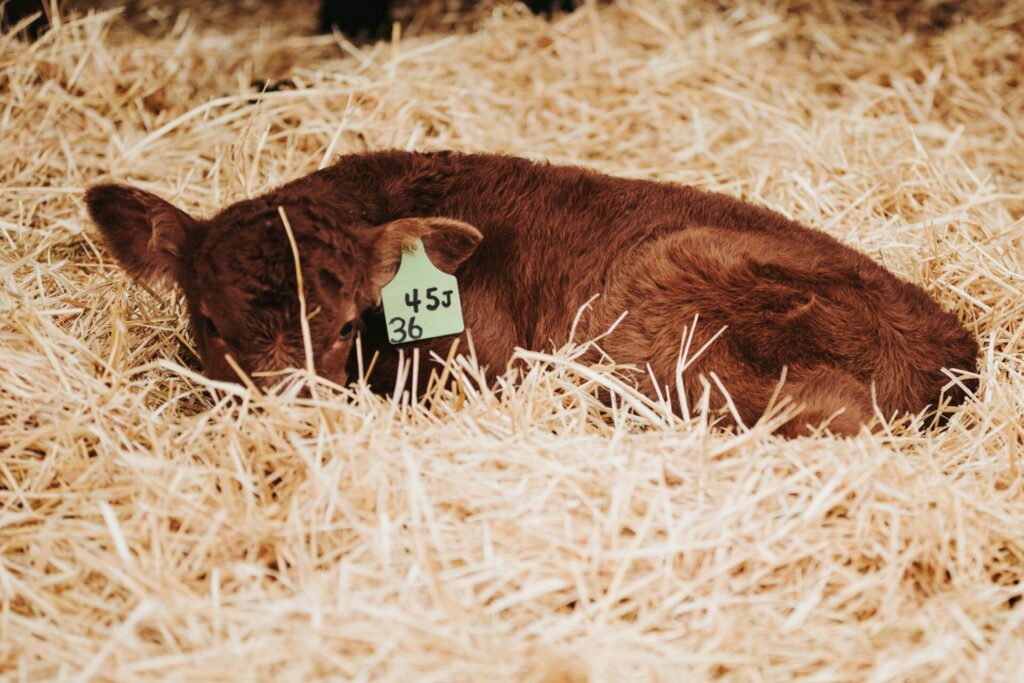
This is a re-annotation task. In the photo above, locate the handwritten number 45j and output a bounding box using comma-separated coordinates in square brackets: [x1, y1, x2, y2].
[389, 287, 454, 343]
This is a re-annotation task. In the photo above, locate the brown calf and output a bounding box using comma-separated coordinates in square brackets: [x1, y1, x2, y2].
[85, 151, 978, 436]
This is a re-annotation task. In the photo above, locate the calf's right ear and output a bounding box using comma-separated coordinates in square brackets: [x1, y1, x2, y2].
[85, 184, 197, 285]
[369, 217, 483, 288]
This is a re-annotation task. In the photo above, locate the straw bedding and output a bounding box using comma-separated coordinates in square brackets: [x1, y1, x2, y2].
[2, 0, 1023, 680]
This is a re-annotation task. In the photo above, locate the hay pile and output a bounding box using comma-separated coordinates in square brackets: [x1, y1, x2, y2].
[2, 0, 1023, 679]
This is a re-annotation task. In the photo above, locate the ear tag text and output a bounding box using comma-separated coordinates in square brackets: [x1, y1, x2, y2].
[380, 239, 465, 344]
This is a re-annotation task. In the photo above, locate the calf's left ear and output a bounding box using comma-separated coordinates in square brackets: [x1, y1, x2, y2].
[370, 217, 483, 287]
[85, 183, 197, 285]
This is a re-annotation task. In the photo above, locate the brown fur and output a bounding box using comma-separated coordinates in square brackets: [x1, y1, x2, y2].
[85, 151, 979, 436]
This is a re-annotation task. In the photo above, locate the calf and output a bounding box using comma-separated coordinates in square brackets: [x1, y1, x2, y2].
[85, 151, 979, 436]
[2, 0, 572, 41]
[320, 0, 574, 37]
[1, 0, 47, 39]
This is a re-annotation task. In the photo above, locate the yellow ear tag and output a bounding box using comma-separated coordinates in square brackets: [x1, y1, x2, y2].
[380, 239, 465, 344]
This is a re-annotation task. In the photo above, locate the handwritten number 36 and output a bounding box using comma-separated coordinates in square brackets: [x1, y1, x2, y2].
[389, 316, 423, 343]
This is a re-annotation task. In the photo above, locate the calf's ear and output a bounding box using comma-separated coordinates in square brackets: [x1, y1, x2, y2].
[85, 183, 196, 285]
[370, 217, 482, 287]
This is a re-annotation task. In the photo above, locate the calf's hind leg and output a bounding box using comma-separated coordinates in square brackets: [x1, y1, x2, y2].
[770, 366, 875, 437]
[627, 332, 874, 436]
[590, 228, 877, 436]
[604, 322, 876, 437]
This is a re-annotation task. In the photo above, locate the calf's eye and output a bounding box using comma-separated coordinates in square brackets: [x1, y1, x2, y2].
[201, 315, 219, 339]
[339, 318, 364, 338]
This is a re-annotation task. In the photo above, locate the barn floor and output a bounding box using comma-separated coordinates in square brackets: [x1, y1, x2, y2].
[2, 1, 1023, 680]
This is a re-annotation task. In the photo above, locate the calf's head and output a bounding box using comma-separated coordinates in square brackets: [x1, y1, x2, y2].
[86, 184, 482, 388]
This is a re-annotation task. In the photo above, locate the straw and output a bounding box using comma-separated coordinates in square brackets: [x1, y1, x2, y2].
[1, 0, 1022, 680]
